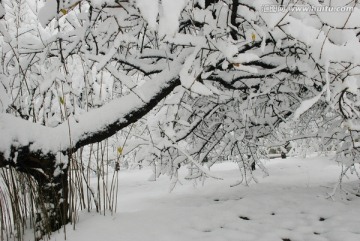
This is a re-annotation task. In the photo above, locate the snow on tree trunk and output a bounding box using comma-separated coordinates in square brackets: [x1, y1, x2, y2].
[35, 165, 68, 239]
[15, 149, 69, 239]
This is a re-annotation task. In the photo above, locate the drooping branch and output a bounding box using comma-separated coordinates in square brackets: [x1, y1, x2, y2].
[73, 76, 181, 151]
[0, 53, 188, 166]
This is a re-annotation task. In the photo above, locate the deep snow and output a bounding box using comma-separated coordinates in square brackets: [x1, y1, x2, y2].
[48, 156, 360, 241]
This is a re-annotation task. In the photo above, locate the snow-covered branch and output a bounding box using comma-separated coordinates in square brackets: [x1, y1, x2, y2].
[0, 53, 186, 164]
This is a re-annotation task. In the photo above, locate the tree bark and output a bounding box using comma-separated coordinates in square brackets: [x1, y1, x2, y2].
[230, 0, 239, 40]
[36, 166, 68, 239]
[15, 148, 69, 240]
[205, 0, 220, 8]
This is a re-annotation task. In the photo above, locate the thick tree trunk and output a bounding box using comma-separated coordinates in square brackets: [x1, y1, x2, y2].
[35, 164, 69, 239]
[15, 149, 69, 239]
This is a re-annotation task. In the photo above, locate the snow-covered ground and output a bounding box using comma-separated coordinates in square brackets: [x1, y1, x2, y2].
[49, 156, 360, 241]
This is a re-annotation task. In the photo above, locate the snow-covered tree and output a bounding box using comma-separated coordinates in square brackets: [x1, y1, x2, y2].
[1, 0, 360, 239]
